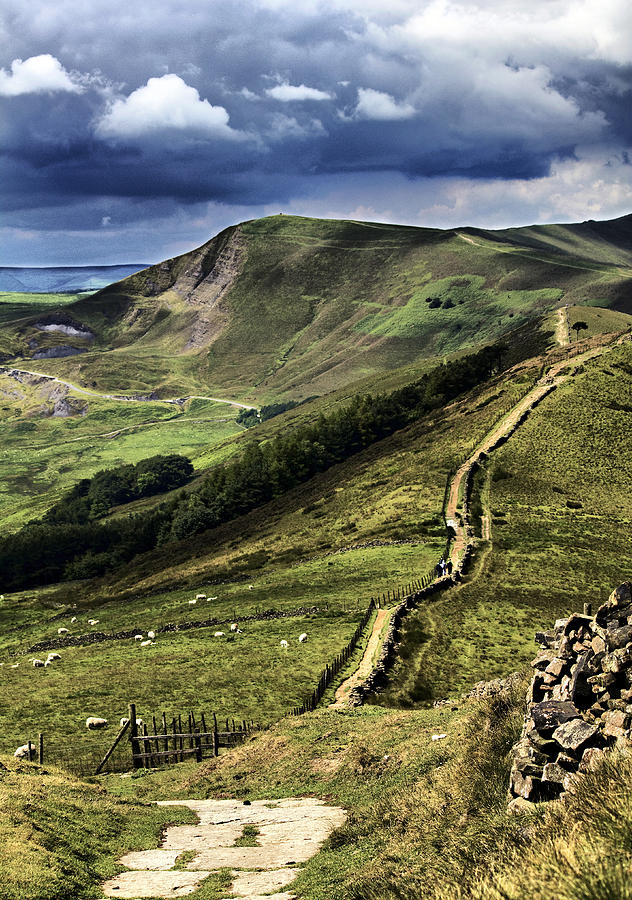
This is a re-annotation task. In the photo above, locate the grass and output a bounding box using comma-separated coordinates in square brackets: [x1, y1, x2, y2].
[0, 291, 85, 325]
[0, 379, 243, 529]
[0, 755, 199, 900]
[381, 340, 632, 704]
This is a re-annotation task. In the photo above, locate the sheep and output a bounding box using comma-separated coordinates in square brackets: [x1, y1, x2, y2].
[248, 584, 254, 590]
[120, 717, 130, 727]
[280, 639, 289, 648]
[47, 653, 61, 661]
[207, 596, 218, 601]
[70, 616, 77, 623]
[87, 619, 99, 626]
[298, 633, 308, 643]
[10, 663, 19, 668]
[195, 593, 206, 600]
[139, 639, 154, 647]
[214, 631, 225, 637]
[147, 630, 156, 639]
[14, 744, 32, 759]
[44, 660, 52, 667]
[134, 634, 143, 641]
[86, 717, 108, 730]
[189, 599, 197, 605]
[230, 623, 239, 632]
[31, 658, 45, 668]
[58, 627, 69, 635]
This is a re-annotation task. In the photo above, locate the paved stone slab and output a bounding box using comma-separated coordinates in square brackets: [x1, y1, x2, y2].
[221, 894, 295, 900]
[117, 849, 181, 870]
[162, 823, 243, 850]
[187, 844, 318, 869]
[229, 867, 300, 895]
[102, 870, 211, 898]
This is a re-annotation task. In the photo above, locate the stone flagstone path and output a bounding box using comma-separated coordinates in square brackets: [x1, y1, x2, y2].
[102, 797, 346, 899]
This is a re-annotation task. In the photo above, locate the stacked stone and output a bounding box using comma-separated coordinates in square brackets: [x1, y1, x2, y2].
[508, 581, 632, 809]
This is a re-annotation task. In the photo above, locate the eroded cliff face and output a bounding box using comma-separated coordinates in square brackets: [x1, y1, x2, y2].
[508, 581, 632, 811]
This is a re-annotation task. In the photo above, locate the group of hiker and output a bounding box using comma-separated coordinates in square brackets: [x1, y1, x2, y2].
[436, 557, 453, 578]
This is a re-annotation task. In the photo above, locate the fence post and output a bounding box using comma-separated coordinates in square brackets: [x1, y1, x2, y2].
[162, 712, 168, 754]
[38, 733, 44, 765]
[27, 740, 33, 762]
[129, 703, 141, 769]
[213, 713, 219, 757]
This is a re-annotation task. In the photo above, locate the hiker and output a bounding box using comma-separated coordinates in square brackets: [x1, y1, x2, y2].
[439, 557, 446, 576]
[435, 562, 443, 578]
[447, 560, 453, 575]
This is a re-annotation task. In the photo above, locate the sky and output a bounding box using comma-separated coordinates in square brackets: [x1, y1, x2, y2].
[1, 0, 631, 265]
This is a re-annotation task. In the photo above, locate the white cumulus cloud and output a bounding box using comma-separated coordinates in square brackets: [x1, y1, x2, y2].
[95, 73, 242, 140]
[355, 87, 415, 120]
[0, 54, 82, 96]
[266, 81, 334, 102]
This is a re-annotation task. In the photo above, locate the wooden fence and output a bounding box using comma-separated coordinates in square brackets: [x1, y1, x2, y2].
[95, 704, 255, 774]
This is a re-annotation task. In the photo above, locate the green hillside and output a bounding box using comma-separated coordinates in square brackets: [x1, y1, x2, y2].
[3, 213, 631, 401]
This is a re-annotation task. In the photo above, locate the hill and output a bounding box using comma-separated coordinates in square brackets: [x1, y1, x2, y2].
[2, 213, 631, 400]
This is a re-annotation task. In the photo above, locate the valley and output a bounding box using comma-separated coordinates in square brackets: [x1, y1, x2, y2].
[1, 212, 631, 900]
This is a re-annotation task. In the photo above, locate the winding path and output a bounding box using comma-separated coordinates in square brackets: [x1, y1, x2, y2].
[0, 365, 258, 411]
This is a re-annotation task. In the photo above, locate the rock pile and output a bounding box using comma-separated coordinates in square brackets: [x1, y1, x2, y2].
[509, 581, 632, 809]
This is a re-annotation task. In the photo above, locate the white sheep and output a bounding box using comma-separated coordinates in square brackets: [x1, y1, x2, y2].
[88, 619, 99, 626]
[140, 639, 154, 647]
[298, 633, 308, 643]
[47, 653, 61, 661]
[214, 631, 225, 637]
[280, 639, 289, 648]
[14, 744, 32, 759]
[208, 596, 218, 601]
[10, 663, 19, 668]
[248, 585, 254, 590]
[189, 599, 197, 605]
[58, 627, 69, 635]
[86, 717, 108, 730]
[230, 623, 239, 632]
[147, 630, 156, 639]
[136, 717, 144, 728]
[70, 616, 77, 623]
[195, 593, 206, 600]
[31, 658, 45, 668]
[120, 717, 130, 727]
[44, 659, 52, 667]
[134, 634, 143, 641]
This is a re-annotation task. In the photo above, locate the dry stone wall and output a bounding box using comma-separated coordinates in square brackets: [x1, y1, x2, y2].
[508, 581, 632, 810]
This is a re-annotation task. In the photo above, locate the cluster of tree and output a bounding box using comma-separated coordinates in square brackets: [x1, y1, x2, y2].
[237, 398, 315, 428]
[44, 455, 194, 525]
[0, 343, 505, 589]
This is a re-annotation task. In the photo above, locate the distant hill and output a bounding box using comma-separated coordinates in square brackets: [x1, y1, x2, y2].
[0, 264, 149, 293]
[2, 213, 631, 400]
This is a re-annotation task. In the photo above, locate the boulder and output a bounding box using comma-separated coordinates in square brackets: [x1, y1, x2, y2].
[531, 700, 580, 735]
[552, 718, 598, 752]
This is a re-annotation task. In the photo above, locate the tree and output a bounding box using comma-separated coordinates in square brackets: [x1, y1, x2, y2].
[572, 320, 588, 342]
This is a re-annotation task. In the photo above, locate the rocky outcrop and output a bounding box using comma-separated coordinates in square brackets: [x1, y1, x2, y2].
[508, 582, 632, 810]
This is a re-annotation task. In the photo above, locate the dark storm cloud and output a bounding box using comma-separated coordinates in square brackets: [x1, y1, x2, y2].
[1, 0, 631, 263]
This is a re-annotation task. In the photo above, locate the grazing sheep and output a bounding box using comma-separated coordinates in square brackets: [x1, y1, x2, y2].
[134, 634, 143, 641]
[86, 717, 108, 730]
[280, 639, 289, 648]
[139, 639, 154, 647]
[189, 599, 197, 605]
[14, 744, 32, 759]
[298, 633, 308, 643]
[31, 659, 45, 668]
[58, 627, 69, 635]
[47, 653, 61, 661]
[230, 623, 239, 632]
[136, 718, 144, 728]
[214, 631, 225, 637]
[10, 663, 19, 668]
[44, 660, 52, 667]
[87, 619, 99, 626]
[70, 616, 77, 623]
[147, 630, 156, 639]
[120, 717, 130, 727]
[207, 596, 218, 601]
[248, 585, 254, 590]
[195, 593, 206, 600]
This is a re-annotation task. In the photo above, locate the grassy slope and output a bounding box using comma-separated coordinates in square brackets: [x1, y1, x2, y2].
[0, 756, 208, 900]
[381, 340, 632, 704]
[0, 362, 534, 768]
[6, 214, 630, 401]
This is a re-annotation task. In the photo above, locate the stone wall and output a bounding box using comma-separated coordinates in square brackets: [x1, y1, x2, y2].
[508, 581, 632, 811]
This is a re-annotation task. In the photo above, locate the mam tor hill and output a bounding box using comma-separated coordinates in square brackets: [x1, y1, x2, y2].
[5, 212, 632, 401]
